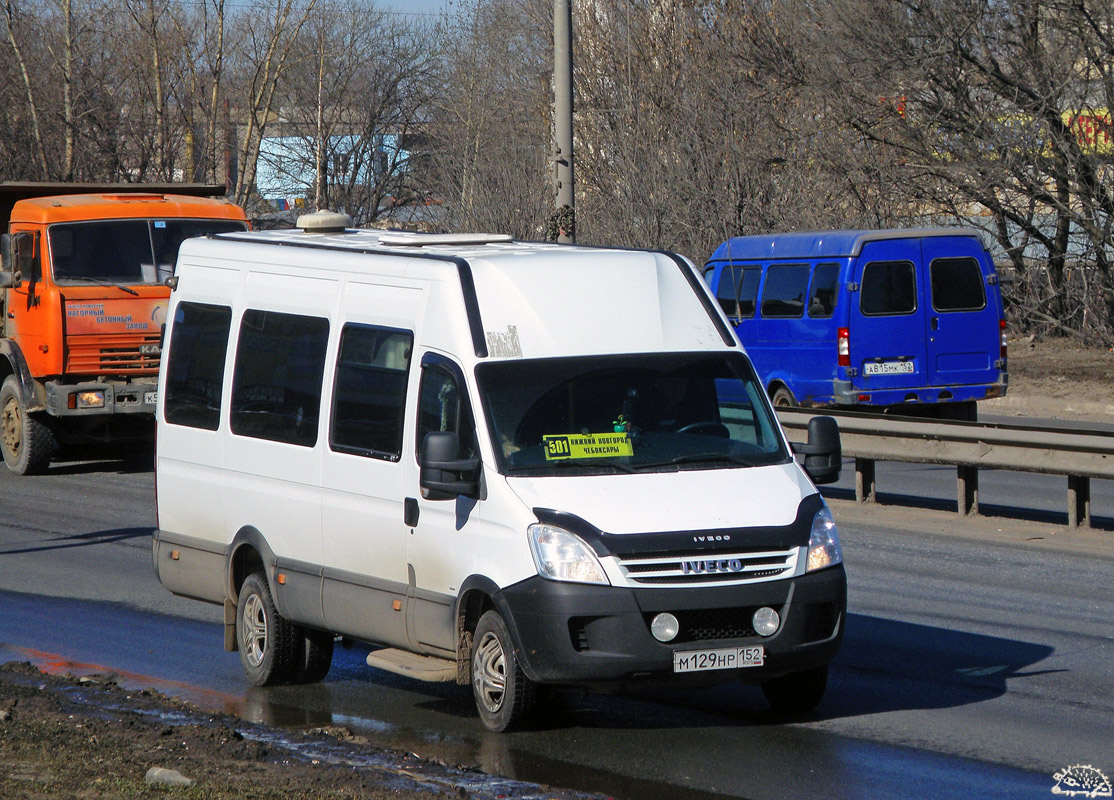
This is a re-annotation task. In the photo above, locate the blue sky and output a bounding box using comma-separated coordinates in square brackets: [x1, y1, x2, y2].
[379, 0, 457, 18]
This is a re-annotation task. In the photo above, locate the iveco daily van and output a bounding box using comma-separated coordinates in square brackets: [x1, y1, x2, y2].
[153, 213, 846, 731]
[704, 228, 1008, 420]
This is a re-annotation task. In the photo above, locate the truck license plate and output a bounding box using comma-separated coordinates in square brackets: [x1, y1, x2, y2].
[673, 646, 764, 673]
[145, 391, 158, 405]
[863, 361, 914, 376]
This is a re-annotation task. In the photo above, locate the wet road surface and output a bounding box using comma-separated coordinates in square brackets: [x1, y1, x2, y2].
[1, 449, 1111, 799]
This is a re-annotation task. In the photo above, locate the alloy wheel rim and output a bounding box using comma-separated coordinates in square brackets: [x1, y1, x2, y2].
[242, 593, 268, 667]
[472, 631, 506, 713]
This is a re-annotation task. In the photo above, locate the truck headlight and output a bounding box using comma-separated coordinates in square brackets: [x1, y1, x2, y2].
[527, 523, 610, 585]
[806, 506, 843, 572]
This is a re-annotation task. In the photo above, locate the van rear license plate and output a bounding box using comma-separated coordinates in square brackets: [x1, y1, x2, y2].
[674, 646, 764, 673]
[863, 361, 914, 376]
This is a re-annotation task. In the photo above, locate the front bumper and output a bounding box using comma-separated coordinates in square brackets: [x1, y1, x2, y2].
[497, 565, 846, 686]
[44, 380, 158, 416]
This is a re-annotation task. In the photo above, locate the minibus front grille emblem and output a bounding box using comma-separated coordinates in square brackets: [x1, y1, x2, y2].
[617, 547, 799, 586]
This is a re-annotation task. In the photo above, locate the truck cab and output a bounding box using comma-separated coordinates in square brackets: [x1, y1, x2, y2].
[0, 184, 248, 474]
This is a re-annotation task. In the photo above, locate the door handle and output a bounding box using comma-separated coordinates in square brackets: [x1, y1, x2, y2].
[930, 317, 939, 330]
[404, 497, 419, 528]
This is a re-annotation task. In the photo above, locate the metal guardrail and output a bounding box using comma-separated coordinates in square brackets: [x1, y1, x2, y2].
[776, 407, 1114, 528]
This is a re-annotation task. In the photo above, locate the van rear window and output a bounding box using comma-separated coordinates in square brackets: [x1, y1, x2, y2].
[931, 257, 986, 311]
[230, 310, 329, 447]
[164, 302, 232, 431]
[860, 260, 916, 315]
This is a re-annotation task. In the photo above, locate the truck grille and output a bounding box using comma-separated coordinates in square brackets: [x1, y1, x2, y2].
[65, 334, 161, 375]
[615, 546, 799, 586]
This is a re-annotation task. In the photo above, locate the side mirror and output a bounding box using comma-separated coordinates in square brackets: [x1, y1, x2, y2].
[793, 416, 841, 484]
[0, 234, 19, 288]
[419, 431, 481, 501]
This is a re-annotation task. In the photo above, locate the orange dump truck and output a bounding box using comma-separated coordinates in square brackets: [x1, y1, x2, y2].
[0, 183, 248, 474]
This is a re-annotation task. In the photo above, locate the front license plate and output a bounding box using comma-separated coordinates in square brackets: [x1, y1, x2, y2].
[144, 391, 158, 405]
[673, 646, 764, 673]
[863, 361, 915, 376]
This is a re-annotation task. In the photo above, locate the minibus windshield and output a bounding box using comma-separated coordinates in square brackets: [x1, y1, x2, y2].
[476, 352, 790, 477]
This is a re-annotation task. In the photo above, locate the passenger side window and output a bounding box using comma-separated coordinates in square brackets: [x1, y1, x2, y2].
[860, 260, 916, 316]
[931, 257, 986, 312]
[711, 266, 760, 319]
[230, 310, 329, 447]
[164, 302, 232, 431]
[760, 264, 810, 318]
[329, 324, 413, 460]
[416, 357, 476, 461]
[808, 263, 839, 318]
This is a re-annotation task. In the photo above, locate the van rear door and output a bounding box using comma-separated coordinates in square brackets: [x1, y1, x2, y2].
[920, 235, 1000, 388]
[848, 238, 928, 395]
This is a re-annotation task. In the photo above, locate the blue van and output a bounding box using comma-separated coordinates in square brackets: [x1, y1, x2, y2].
[703, 229, 1008, 419]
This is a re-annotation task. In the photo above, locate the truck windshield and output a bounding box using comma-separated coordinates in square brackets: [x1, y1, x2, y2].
[476, 352, 790, 477]
[49, 219, 247, 286]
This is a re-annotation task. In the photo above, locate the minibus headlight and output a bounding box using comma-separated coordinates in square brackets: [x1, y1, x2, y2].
[806, 506, 843, 572]
[527, 523, 610, 585]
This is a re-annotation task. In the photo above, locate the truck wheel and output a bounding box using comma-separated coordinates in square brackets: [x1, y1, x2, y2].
[771, 386, 796, 408]
[236, 572, 300, 686]
[471, 609, 535, 732]
[0, 375, 54, 475]
[760, 664, 828, 715]
[293, 629, 334, 684]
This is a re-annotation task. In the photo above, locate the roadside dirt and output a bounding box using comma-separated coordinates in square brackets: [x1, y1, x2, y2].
[1, 337, 1108, 800]
[0, 661, 599, 800]
[986, 336, 1114, 421]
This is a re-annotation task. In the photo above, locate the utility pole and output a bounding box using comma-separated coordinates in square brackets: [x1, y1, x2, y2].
[553, 0, 575, 243]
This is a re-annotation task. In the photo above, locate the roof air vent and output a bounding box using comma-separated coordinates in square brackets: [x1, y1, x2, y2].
[297, 210, 353, 233]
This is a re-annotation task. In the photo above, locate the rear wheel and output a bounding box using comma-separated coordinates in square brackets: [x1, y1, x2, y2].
[471, 609, 535, 732]
[770, 385, 796, 408]
[293, 628, 334, 684]
[237, 572, 300, 686]
[761, 664, 828, 715]
[0, 375, 54, 475]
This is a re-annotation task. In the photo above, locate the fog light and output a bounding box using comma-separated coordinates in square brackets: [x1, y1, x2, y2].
[651, 612, 679, 642]
[753, 607, 780, 637]
[77, 390, 105, 409]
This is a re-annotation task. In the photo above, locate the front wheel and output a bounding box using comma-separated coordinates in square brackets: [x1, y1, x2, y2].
[760, 664, 828, 715]
[471, 609, 535, 732]
[0, 375, 55, 475]
[236, 572, 300, 686]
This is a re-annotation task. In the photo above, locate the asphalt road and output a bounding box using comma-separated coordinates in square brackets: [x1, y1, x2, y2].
[1, 446, 1112, 800]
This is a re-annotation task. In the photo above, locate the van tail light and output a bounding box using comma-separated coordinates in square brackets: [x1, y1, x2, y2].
[837, 327, 850, 367]
[999, 319, 1007, 360]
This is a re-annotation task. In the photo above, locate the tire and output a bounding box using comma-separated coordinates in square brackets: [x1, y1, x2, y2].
[770, 385, 796, 408]
[293, 628, 334, 684]
[471, 609, 535, 732]
[236, 572, 300, 686]
[760, 664, 828, 715]
[0, 375, 54, 475]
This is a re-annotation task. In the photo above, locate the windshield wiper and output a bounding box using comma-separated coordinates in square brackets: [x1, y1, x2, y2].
[548, 457, 638, 474]
[637, 452, 757, 470]
[69, 276, 139, 296]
